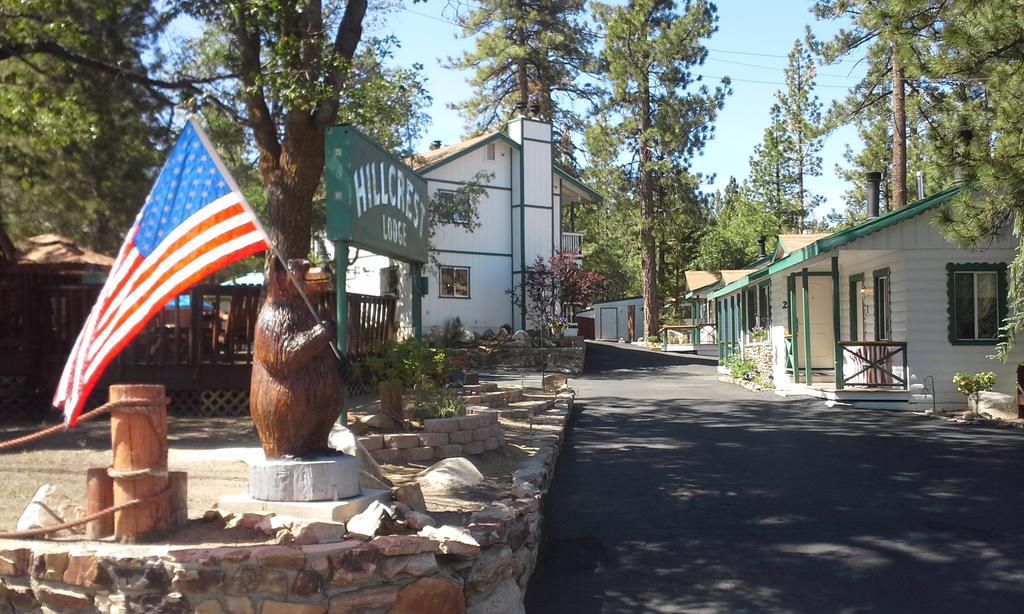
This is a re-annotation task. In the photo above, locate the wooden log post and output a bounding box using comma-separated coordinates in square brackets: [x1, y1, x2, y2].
[109, 384, 169, 542]
[85, 468, 114, 540]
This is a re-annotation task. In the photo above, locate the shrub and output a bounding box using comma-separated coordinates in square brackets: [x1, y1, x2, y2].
[412, 388, 467, 421]
[723, 353, 758, 381]
[366, 338, 451, 388]
[645, 335, 661, 344]
[953, 371, 996, 414]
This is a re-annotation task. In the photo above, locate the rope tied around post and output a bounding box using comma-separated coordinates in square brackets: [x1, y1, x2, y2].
[0, 485, 172, 540]
[0, 397, 169, 451]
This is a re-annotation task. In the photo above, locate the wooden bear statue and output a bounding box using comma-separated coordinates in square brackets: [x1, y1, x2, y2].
[250, 258, 344, 458]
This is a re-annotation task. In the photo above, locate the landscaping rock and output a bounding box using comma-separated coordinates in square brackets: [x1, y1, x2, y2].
[389, 575, 466, 614]
[327, 585, 399, 612]
[467, 577, 524, 614]
[292, 520, 347, 545]
[419, 525, 482, 558]
[392, 483, 428, 512]
[328, 425, 391, 488]
[970, 391, 1018, 420]
[347, 500, 399, 539]
[378, 553, 438, 579]
[405, 511, 437, 531]
[16, 484, 82, 537]
[460, 328, 478, 344]
[363, 412, 400, 429]
[416, 457, 484, 490]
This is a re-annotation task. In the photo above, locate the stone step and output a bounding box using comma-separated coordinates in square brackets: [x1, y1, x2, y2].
[521, 393, 557, 403]
[459, 383, 498, 393]
[508, 400, 554, 415]
[467, 405, 530, 420]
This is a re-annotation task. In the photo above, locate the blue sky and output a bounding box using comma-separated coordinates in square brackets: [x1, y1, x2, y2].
[377, 0, 869, 216]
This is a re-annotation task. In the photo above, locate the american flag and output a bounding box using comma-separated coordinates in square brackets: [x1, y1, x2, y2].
[54, 119, 270, 425]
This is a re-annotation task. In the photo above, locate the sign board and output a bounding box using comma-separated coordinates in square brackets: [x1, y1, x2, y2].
[325, 126, 429, 263]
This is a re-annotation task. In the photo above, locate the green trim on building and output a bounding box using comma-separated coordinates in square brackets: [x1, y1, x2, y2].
[802, 268, 812, 384]
[848, 272, 864, 340]
[872, 267, 891, 279]
[832, 256, 843, 389]
[432, 248, 513, 257]
[945, 262, 1008, 345]
[554, 166, 602, 201]
[708, 185, 964, 300]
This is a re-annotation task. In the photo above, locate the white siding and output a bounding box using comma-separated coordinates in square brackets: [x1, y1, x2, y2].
[423, 140, 514, 189]
[422, 253, 514, 334]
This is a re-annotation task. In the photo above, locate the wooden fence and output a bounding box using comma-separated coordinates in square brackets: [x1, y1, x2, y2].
[0, 271, 397, 418]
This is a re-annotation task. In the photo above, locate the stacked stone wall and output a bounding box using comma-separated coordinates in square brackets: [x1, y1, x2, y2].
[449, 348, 584, 374]
[0, 407, 569, 614]
[743, 342, 774, 384]
[362, 414, 505, 465]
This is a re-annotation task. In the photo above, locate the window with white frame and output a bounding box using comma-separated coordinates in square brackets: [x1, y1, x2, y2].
[947, 263, 1006, 343]
[439, 266, 470, 298]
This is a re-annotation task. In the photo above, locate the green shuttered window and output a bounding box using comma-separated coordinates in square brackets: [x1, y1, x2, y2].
[946, 263, 1007, 344]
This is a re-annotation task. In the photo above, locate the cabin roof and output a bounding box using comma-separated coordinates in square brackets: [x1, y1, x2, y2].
[17, 234, 114, 268]
[708, 185, 964, 300]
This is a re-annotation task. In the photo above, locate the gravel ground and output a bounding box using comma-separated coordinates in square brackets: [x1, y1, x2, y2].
[0, 412, 547, 534]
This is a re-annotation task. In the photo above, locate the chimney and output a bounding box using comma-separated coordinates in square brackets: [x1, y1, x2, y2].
[916, 170, 925, 200]
[429, 140, 442, 150]
[866, 171, 882, 218]
[756, 236, 767, 259]
[954, 125, 974, 184]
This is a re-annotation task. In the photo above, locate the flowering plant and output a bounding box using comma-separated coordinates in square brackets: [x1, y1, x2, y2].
[549, 315, 571, 331]
[748, 326, 769, 342]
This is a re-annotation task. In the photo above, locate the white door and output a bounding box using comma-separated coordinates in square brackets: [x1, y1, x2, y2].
[599, 307, 618, 340]
[794, 277, 835, 370]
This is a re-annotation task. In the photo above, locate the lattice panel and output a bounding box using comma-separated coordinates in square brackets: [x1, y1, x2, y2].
[0, 376, 47, 421]
[168, 389, 250, 417]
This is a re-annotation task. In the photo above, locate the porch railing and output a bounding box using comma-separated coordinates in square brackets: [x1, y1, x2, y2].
[560, 232, 583, 255]
[837, 341, 908, 390]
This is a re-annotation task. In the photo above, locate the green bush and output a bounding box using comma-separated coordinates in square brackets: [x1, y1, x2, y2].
[953, 371, 996, 413]
[412, 388, 467, 421]
[723, 353, 758, 381]
[645, 335, 661, 344]
[366, 338, 454, 388]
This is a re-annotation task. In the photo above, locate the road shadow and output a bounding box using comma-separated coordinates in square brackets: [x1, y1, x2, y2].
[526, 364, 1024, 613]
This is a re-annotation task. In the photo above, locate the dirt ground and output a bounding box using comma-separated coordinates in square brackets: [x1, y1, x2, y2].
[0, 413, 547, 535]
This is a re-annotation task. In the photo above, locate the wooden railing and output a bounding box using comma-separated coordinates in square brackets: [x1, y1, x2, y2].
[837, 341, 908, 390]
[560, 232, 583, 255]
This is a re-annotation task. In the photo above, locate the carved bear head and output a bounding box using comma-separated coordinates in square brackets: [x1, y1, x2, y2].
[268, 257, 313, 300]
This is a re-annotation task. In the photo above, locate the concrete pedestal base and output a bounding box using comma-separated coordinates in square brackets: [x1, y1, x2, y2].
[249, 454, 360, 501]
[217, 488, 391, 523]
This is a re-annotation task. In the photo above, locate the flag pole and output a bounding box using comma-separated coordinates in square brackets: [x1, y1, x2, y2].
[188, 117, 343, 360]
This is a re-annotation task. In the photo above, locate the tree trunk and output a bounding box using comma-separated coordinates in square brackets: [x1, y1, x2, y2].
[258, 120, 326, 261]
[891, 59, 907, 209]
[638, 80, 658, 338]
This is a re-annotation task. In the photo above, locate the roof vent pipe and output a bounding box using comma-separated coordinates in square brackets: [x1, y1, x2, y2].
[916, 170, 925, 200]
[866, 171, 882, 219]
[756, 236, 767, 259]
[429, 140, 442, 150]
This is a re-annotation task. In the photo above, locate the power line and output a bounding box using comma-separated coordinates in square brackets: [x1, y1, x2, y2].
[707, 46, 862, 64]
[705, 57, 863, 80]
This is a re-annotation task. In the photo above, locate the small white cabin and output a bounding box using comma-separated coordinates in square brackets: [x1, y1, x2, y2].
[591, 297, 644, 342]
[709, 186, 1022, 411]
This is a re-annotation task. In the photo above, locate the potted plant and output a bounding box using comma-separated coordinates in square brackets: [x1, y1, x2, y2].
[549, 315, 570, 337]
[748, 326, 769, 343]
[365, 341, 410, 427]
[645, 334, 663, 351]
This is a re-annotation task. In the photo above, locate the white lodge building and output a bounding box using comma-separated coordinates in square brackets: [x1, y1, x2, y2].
[349, 115, 598, 335]
[708, 185, 1022, 411]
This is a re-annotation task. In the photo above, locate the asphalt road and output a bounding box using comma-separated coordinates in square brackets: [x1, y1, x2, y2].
[525, 341, 1024, 613]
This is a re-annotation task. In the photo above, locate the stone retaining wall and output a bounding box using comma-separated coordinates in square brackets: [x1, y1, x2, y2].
[743, 342, 773, 385]
[362, 414, 505, 465]
[450, 347, 584, 374]
[0, 409, 568, 614]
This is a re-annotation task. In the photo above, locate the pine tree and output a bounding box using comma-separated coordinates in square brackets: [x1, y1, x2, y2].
[447, 0, 592, 137]
[590, 0, 729, 336]
[777, 36, 824, 229]
[747, 103, 798, 228]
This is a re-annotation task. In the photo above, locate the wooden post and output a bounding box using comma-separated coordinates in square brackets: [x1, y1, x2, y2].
[85, 468, 114, 540]
[109, 384, 169, 542]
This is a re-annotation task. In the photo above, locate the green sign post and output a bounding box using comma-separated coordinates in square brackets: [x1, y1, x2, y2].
[325, 126, 429, 369]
